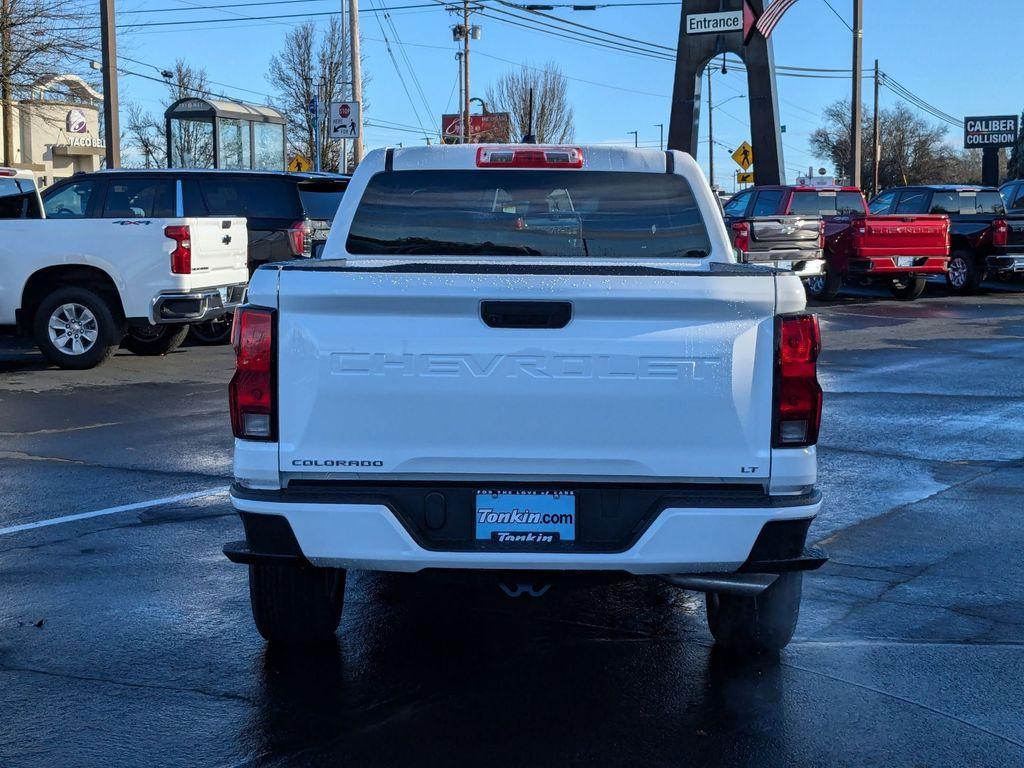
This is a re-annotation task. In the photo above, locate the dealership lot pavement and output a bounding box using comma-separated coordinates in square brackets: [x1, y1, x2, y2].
[1, 282, 1023, 767]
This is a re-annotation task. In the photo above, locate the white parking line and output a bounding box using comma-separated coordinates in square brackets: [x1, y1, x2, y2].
[0, 487, 230, 536]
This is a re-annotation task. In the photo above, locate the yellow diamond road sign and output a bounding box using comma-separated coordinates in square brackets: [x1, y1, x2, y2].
[288, 154, 311, 172]
[732, 141, 754, 171]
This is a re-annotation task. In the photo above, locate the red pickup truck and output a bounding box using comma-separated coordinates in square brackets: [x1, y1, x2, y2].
[729, 186, 950, 300]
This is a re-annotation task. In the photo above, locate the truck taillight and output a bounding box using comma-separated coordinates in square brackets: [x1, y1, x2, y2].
[165, 225, 191, 274]
[229, 307, 275, 440]
[731, 221, 750, 252]
[774, 314, 822, 448]
[476, 146, 584, 168]
[819, 219, 826, 250]
[288, 219, 311, 256]
[993, 218, 1009, 247]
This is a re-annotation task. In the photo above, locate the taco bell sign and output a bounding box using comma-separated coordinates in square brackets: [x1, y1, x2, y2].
[66, 108, 88, 134]
[963, 115, 1018, 149]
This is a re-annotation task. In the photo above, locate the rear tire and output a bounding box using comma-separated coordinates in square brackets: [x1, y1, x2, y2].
[249, 564, 346, 645]
[888, 276, 927, 300]
[705, 572, 803, 655]
[32, 286, 121, 370]
[120, 324, 189, 356]
[804, 264, 842, 301]
[946, 251, 983, 295]
[188, 315, 233, 345]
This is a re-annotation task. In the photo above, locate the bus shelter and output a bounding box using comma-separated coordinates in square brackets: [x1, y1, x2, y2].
[164, 98, 286, 170]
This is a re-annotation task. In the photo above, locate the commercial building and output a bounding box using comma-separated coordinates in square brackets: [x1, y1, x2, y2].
[0, 75, 105, 186]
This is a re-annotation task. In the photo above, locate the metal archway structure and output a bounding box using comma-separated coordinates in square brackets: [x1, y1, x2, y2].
[668, 0, 785, 185]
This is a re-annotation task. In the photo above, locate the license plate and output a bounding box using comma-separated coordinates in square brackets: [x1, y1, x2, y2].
[475, 491, 576, 544]
[896, 257, 915, 267]
[218, 287, 229, 304]
[775, 260, 793, 270]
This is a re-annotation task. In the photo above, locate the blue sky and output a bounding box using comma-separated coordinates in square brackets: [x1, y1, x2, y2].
[115, 0, 1020, 187]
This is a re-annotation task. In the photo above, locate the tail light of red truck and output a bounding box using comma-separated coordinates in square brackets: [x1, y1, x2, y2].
[774, 314, 823, 448]
[165, 225, 192, 275]
[229, 307, 275, 440]
[993, 219, 1009, 248]
[731, 221, 750, 252]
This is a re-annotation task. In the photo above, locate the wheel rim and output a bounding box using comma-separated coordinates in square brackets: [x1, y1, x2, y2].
[805, 275, 825, 295]
[47, 303, 99, 356]
[130, 325, 165, 341]
[948, 257, 968, 288]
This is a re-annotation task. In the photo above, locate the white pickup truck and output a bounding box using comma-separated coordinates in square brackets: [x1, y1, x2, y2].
[224, 145, 826, 655]
[0, 168, 248, 368]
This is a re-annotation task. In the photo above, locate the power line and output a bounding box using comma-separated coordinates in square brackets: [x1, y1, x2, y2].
[819, 0, 852, 31]
[103, 1, 444, 28]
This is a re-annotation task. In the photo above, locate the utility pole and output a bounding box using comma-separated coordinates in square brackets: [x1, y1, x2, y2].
[871, 58, 880, 198]
[1, 0, 13, 166]
[348, 0, 364, 165]
[455, 51, 464, 142]
[707, 68, 714, 188]
[100, 0, 121, 168]
[462, 0, 471, 143]
[850, 0, 863, 188]
[655, 123, 664, 151]
[340, 0, 347, 172]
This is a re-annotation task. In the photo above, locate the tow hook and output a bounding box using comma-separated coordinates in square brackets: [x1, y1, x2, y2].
[498, 582, 551, 598]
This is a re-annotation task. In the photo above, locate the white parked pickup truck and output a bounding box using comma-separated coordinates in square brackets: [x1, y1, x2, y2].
[0, 168, 248, 368]
[224, 145, 826, 654]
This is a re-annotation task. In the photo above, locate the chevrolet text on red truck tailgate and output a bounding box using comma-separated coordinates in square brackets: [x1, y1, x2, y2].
[223, 145, 827, 655]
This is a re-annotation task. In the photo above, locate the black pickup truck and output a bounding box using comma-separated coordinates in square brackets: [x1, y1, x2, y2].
[721, 187, 824, 277]
[869, 185, 1024, 293]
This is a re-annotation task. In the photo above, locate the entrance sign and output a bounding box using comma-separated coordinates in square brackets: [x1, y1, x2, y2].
[329, 101, 361, 139]
[963, 115, 1018, 148]
[685, 10, 743, 35]
[732, 141, 754, 170]
[669, 0, 785, 185]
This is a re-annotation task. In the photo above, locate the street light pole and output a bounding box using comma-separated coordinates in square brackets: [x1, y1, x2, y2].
[707, 68, 714, 188]
[850, 0, 863, 187]
[99, 0, 121, 168]
[871, 58, 881, 198]
[628, 130, 638, 148]
[655, 123, 664, 151]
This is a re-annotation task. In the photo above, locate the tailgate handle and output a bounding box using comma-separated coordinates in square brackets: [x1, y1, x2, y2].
[481, 301, 571, 329]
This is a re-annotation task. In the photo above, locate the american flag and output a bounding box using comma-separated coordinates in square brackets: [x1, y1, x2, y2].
[755, 0, 799, 39]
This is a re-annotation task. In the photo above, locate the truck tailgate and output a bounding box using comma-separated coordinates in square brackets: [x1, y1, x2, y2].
[276, 267, 778, 482]
[185, 217, 248, 287]
[851, 214, 949, 257]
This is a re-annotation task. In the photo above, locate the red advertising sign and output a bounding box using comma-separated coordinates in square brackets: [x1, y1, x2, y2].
[441, 112, 512, 143]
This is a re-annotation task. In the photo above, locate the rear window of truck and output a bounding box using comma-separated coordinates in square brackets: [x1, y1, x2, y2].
[0, 177, 41, 219]
[346, 170, 712, 259]
[789, 190, 864, 216]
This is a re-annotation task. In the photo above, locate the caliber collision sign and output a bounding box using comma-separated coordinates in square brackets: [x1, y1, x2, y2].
[963, 115, 1018, 148]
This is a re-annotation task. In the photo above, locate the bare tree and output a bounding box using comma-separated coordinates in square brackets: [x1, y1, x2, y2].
[810, 99, 974, 188]
[268, 19, 361, 172]
[123, 61, 213, 168]
[0, 0, 97, 165]
[484, 62, 574, 144]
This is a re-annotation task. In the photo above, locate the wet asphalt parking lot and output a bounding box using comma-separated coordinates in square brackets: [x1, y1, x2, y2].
[1, 281, 1023, 768]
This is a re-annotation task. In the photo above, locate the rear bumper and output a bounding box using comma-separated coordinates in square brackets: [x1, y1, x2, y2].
[846, 256, 948, 276]
[987, 254, 1024, 274]
[747, 257, 825, 277]
[150, 283, 246, 324]
[227, 483, 824, 575]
